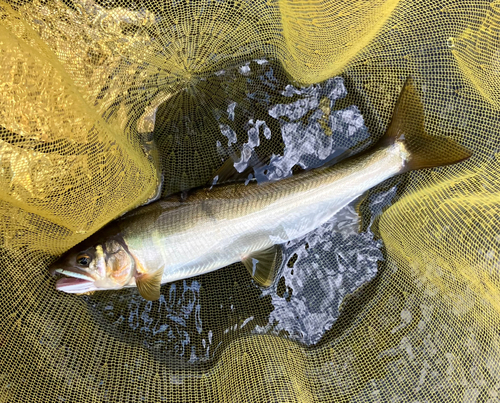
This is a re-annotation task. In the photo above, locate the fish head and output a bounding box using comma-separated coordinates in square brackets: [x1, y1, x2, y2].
[50, 238, 136, 294]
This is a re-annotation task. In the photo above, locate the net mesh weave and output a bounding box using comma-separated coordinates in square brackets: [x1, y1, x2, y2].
[1, 0, 499, 402]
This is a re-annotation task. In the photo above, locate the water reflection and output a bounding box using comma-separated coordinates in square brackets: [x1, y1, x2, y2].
[216, 60, 370, 182]
[257, 205, 382, 345]
[84, 58, 396, 366]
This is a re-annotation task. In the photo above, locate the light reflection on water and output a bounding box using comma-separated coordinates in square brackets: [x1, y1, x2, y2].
[84, 58, 397, 365]
[259, 205, 383, 345]
[85, 281, 205, 361]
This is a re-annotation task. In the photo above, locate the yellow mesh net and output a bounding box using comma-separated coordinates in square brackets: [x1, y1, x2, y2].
[1, 0, 499, 401]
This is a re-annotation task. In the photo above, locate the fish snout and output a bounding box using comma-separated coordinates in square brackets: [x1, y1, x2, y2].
[49, 261, 60, 277]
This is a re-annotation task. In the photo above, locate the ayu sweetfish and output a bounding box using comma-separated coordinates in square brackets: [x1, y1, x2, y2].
[50, 78, 472, 300]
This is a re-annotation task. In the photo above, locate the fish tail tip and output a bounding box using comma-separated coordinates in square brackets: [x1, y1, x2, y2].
[381, 77, 472, 171]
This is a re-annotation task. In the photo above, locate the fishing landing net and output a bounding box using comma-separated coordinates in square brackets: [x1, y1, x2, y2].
[1, 0, 499, 401]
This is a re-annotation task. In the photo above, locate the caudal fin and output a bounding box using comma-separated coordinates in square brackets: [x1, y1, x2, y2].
[379, 77, 472, 171]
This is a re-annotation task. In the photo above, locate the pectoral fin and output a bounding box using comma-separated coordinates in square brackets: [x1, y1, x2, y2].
[242, 245, 280, 287]
[135, 269, 163, 301]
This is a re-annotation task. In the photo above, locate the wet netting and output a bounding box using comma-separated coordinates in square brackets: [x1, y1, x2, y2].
[1, 0, 499, 401]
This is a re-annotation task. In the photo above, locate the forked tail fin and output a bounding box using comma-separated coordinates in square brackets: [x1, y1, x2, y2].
[378, 77, 472, 171]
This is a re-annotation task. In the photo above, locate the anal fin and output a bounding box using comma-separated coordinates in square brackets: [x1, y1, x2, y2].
[353, 192, 369, 218]
[242, 245, 280, 288]
[135, 269, 163, 301]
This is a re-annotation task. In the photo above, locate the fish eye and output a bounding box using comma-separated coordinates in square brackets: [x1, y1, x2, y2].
[76, 254, 91, 267]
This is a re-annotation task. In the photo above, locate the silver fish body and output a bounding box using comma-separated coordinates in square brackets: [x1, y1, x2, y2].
[49, 78, 472, 300]
[124, 144, 404, 285]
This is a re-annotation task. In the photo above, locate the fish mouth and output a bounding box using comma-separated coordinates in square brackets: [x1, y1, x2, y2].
[54, 277, 96, 293]
[50, 266, 97, 294]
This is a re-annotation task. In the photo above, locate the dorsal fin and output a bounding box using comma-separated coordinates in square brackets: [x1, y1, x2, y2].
[211, 155, 248, 185]
[210, 149, 269, 186]
[241, 245, 280, 287]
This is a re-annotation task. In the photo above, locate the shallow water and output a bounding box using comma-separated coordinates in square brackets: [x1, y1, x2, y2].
[83, 58, 399, 366]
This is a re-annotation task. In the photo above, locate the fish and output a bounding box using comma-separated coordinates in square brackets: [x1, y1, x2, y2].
[49, 78, 472, 301]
